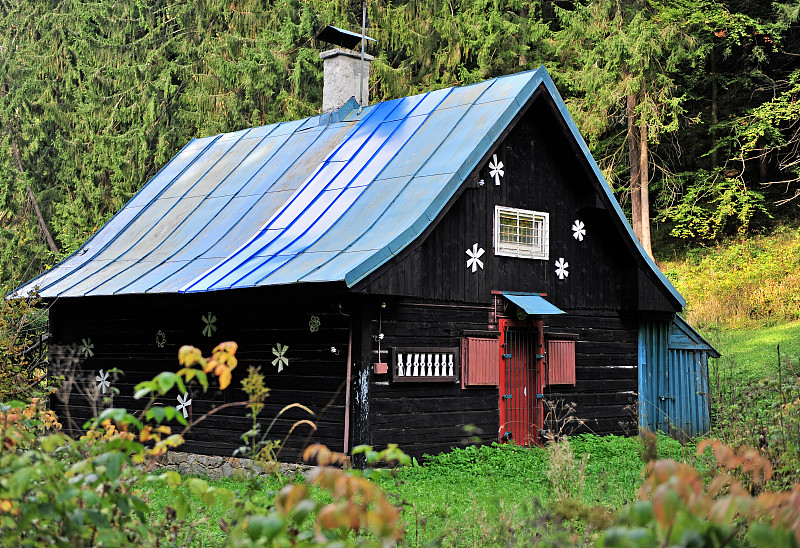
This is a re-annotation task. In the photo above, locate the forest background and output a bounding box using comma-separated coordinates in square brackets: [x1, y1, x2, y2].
[0, 0, 798, 293]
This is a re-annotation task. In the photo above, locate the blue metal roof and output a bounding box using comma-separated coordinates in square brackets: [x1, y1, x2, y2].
[502, 293, 565, 316]
[14, 66, 685, 307]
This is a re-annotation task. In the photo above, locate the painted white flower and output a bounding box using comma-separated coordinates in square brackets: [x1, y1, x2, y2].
[81, 338, 94, 358]
[156, 330, 166, 348]
[488, 154, 505, 186]
[465, 243, 485, 273]
[572, 220, 586, 241]
[272, 343, 289, 372]
[177, 392, 192, 419]
[309, 315, 321, 333]
[202, 312, 217, 337]
[95, 369, 110, 394]
[555, 257, 569, 280]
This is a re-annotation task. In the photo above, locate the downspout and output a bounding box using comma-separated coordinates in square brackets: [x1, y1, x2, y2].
[344, 326, 353, 453]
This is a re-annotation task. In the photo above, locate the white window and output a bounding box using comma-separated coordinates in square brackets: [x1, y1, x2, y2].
[494, 205, 549, 259]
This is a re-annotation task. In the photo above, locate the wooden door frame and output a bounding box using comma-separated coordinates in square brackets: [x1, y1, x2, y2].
[498, 317, 545, 445]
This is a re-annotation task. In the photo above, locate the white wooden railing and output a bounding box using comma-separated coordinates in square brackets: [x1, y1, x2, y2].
[391, 347, 458, 382]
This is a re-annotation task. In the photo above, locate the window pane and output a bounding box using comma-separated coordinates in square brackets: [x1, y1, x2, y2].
[499, 213, 517, 244]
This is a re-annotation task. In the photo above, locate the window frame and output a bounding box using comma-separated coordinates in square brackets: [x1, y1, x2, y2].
[493, 205, 549, 260]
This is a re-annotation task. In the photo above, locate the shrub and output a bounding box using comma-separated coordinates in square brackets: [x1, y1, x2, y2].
[0, 341, 406, 546]
[599, 440, 800, 547]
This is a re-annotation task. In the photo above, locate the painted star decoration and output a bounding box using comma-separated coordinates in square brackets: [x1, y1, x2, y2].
[488, 154, 505, 186]
[202, 312, 217, 337]
[177, 392, 192, 419]
[95, 369, 110, 394]
[572, 220, 586, 241]
[272, 343, 289, 373]
[81, 338, 94, 358]
[466, 243, 485, 273]
[555, 257, 569, 280]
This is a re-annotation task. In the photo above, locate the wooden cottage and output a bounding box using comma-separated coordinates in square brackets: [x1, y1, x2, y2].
[16, 64, 717, 460]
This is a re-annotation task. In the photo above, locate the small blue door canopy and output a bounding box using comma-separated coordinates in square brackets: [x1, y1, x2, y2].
[502, 292, 565, 315]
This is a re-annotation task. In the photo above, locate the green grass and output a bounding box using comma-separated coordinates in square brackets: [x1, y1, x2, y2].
[139, 434, 687, 546]
[658, 224, 800, 329]
[703, 320, 800, 382]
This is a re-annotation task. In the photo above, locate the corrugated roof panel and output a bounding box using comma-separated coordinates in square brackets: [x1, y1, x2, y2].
[503, 293, 565, 315]
[160, 132, 249, 199]
[417, 99, 515, 178]
[371, 106, 468, 179]
[341, 173, 454, 255]
[259, 251, 341, 285]
[13, 66, 686, 308]
[181, 91, 447, 293]
[40, 196, 182, 295]
[437, 79, 495, 109]
[236, 126, 347, 196]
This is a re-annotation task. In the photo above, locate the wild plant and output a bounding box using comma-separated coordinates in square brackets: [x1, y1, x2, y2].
[0, 341, 407, 546]
[599, 440, 800, 547]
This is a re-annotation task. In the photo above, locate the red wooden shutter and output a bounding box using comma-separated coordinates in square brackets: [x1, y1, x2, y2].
[547, 340, 576, 385]
[462, 337, 499, 387]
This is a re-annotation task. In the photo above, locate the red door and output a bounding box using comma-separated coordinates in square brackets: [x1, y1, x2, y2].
[498, 319, 544, 445]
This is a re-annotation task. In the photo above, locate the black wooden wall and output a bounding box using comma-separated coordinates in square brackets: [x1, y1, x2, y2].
[356, 300, 499, 459]
[356, 94, 678, 315]
[347, 86, 680, 449]
[47, 286, 350, 461]
[542, 311, 639, 436]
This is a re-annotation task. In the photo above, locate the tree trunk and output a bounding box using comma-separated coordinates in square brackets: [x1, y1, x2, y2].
[711, 43, 719, 169]
[627, 92, 642, 241]
[639, 108, 653, 258]
[10, 131, 60, 254]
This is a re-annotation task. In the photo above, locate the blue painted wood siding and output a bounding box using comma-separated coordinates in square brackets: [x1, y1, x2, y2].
[639, 317, 712, 440]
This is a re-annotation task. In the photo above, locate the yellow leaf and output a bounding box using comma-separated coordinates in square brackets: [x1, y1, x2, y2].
[218, 368, 231, 390]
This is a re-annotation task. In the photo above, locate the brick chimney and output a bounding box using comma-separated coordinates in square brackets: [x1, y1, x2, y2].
[320, 48, 373, 113]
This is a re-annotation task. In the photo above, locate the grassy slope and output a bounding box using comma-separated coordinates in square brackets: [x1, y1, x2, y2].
[659, 224, 800, 380]
[658, 225, 800, 330]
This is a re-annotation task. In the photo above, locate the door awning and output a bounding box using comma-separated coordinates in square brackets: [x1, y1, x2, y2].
[502, 292, 564, 315]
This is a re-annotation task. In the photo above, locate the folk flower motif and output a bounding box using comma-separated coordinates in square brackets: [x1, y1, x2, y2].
[572, 220, 586, 241]
[309, 315, 321, 333]
[95, 369, 110, 394]
[81, 338, 94, 358]
[466, 243, 485, 273]
[272, 343, 289, 372]
[555, 257, 569, 280]
[202, 312, 217, 337]
[156, 330, 167, 348]
[176, 392, 192, 419]
[488, 154, 505, 186]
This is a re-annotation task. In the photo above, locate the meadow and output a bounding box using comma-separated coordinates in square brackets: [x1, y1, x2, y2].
[3, 227, 800, 546]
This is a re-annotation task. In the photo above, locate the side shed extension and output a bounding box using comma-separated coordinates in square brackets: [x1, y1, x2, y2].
[639, 315, 720, 440]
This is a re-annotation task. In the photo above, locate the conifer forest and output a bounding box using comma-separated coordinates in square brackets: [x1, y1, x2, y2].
[0, 0, 798, 288]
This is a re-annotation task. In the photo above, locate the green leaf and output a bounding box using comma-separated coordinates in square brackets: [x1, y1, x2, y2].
[41, 433, 69, 452]
[146, 407, 167, 423]
[130, 495, 150, 522]
[173, 493, 189, 520]
[188, 478, 210, 497]
[105, 452, 124, 481]
[246, 514, 285, 541]
[97, 407, 128, 423]
[86, 509, 110, 529]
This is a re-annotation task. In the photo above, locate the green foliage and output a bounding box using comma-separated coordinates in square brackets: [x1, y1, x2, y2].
[0, 291, 47, 401]
[659, 168, 770, 240]
[660, 225, 800, 327]
[0, 341, 407, 546]
[1, 0, 798, 287]
[599, 441, 800, 547]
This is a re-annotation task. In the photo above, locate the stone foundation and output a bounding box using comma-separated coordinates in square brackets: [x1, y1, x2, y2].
[149, 451, 311, 481]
